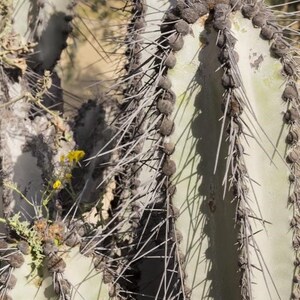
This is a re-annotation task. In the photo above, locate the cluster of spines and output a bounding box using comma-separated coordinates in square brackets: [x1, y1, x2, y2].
[148, 1, 213, 298]
[51, 219, 91, 300]
[43, 218, 113, 299]
[40, 218, 108, 300]
[0, 239, 26, 300]
[210, 3, 256, 300]
[80, 234, 122, 299]
[92, 1, 150, 298]
[117, 0, 146, 230]
[0, 217, 111, 300]
[276, 13, 300, 300]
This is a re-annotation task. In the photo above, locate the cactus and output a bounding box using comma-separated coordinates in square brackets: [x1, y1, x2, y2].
[0, 0, 300, 299]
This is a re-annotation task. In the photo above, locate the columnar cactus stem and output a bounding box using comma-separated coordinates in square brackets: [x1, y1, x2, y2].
[166, 1, 295, 299]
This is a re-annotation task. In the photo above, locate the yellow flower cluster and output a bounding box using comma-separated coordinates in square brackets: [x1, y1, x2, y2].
[53, 180, 62, 190]
[53, 150, 85, 191]
[68, 150, 85, 162]
[60, 150, 85, 164]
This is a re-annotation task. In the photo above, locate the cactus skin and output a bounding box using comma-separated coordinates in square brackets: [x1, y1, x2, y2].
[1, 0, 300, 300]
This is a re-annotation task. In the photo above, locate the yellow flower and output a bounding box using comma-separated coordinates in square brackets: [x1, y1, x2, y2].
[65, 173, 72, 180]
[53, 180, 62, 190]
[67, 150, 85, 163]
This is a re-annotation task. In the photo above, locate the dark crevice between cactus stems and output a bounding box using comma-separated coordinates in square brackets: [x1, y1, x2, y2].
[96, 0, 151, 298]
[57, 78, 121, 298]
[67, 96, 123, 299]
[118, 2, 177, 299]
[59, 98, 116, 217]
